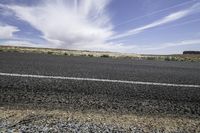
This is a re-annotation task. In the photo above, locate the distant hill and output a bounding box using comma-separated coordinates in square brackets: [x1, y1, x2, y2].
[183, 51, 200, 55]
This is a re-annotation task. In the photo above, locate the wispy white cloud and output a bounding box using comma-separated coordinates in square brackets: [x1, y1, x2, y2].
[0, 24, 19, 39]
[0, 7, 13, 16]
[0, 39, 137, 53]
[68, 42, 137, 53]
[114, 0, 197, 27]
[5, 0, 114, 50]
[144, 39, 200, 51]
[108, 39, 200, 54]
[0, 40, 47, 48]
[111, 3, 200, 40]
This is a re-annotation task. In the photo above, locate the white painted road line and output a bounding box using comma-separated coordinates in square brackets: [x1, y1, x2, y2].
[0, 72, 200, 88]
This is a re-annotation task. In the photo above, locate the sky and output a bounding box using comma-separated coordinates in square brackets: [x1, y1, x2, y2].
[0, 0, 200, 54]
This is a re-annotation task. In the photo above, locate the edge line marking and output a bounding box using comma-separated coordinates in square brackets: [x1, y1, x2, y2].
[0, 72, 200, 88]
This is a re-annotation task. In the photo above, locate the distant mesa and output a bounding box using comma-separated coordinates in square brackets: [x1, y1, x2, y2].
[183, 51, 200, 55]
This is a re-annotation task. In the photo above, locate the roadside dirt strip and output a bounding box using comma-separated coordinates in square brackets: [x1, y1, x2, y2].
[1, 107, 200, 132]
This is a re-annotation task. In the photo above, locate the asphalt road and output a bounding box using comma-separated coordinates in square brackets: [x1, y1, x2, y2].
[0, 52, 200, 117]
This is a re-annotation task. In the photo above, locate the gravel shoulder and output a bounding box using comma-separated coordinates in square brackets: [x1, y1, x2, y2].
[1, 108, 200, 133]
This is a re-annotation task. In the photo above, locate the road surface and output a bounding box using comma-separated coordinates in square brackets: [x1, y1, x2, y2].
[0, 51, 200, 117]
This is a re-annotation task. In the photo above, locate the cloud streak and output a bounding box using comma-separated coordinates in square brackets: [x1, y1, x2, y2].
[116, 39, 200, 54]
[114, 0, 197, 27]
[6, 0, 114, 50]
[111, 3, 200, 40]
[0, 40, 47, 48]
[0, 24, 19, 39]
[144, 39, 200, 51]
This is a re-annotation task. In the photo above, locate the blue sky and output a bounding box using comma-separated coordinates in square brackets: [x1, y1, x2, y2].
[0, 0, 200, 54]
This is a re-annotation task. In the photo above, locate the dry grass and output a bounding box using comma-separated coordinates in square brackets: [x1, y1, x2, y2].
[0, 107, 200, 132]
[0, 45, 140, 58]
[0, 46, 199, 62]
[142, 55, 200, 62]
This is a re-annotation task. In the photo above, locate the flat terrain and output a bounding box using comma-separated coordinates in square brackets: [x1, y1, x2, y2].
[0, 52, 200, 132]
[1, 45, 200, 62]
